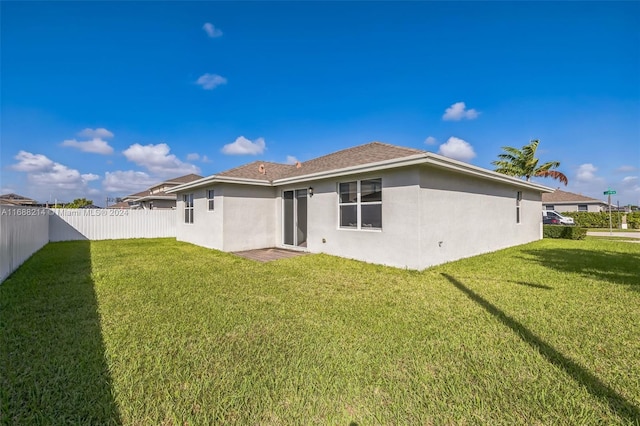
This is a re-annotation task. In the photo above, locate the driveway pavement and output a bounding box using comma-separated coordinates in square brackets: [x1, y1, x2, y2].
[587, 231, 640, 239]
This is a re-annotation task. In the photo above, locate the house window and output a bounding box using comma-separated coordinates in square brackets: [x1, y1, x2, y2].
[578, 204, 587, 212]
[207, 190, 215, 211]
[339, 178, 382, 230]
[183, 193, 194, 224]
[545, 205, 554, 211]
[516, 191, 522, 224]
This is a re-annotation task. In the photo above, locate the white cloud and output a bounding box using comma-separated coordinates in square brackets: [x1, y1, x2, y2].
[81, 173, 100, 181]
[203, 22, 223, 38]
[61, 138, 114, 154]
[622, 176, 639, 183]
[186, 153, 211, 163]
[123, 143, 201, 176]
[78, 128, 114, 139]
[11, 151, 55, 172]
[103, 170, 156, 193]
[437, 137, 476, 162]
[11, 151, 100, 196]
[286, 155, 299, 165]
[576, 163, 601, 183]
[196, 73, 227, 90]
[424, 136, 437, 145]
[222, 136, 266, 155]
[616, 165, 638, 173]
[442, 102, 479, 121]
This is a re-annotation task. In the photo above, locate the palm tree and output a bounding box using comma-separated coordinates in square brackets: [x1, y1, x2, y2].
[492, 139, 568, 185]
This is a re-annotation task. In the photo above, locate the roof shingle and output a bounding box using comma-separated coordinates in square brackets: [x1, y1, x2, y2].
[217, 142, 425, 182]
[542, 189, 604, 203]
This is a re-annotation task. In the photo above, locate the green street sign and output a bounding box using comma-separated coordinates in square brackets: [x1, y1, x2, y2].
[604, 190, 616, 195]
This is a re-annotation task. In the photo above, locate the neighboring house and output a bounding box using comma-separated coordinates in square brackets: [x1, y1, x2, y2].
[542, 189, 610, 213]
[167, 142, 553, 270]
[0, 193, 38, 206]
[107, 174, 202, 209]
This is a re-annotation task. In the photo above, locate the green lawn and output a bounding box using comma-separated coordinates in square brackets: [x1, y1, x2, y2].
[1, 238, 639, 425]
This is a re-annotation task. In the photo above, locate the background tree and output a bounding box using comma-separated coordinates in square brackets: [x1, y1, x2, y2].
[492, 139, 568, 185]
[66, 198, 94, 208]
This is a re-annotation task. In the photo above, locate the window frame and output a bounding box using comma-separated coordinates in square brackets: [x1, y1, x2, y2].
[516, 191, 522, 224]
[207, 189, 215, 211]
[338, 178, 382, 231]
[578, 204, 588, 212]
[183, 193, 194, 224]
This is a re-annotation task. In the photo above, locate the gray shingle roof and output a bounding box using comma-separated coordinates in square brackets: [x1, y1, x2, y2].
[217, 142, 425, 182]
[124, 174, 204, 198]
[164, 174, 203, 184]
[542, 189, 604, 203]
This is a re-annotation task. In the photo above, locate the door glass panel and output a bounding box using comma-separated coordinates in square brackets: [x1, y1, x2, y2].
[283, 191, 294, 246]
[296, 189, 307, 246]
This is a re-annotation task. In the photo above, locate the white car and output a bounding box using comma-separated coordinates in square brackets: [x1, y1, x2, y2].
[542, 210, 575, 225]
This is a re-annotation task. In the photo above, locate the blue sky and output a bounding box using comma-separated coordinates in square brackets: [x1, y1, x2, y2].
[2, 1, 639, 206]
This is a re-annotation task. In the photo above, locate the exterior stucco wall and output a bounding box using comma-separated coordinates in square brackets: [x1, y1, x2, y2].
[418, 167, 542, 269]
[288, 167, 424, 269]
[145, 199, 176, 210]
[543, 203, 604, 213]
[174, 165, 545, 270]
[175, 187, 224, 250]
[221, 185, 277, 252]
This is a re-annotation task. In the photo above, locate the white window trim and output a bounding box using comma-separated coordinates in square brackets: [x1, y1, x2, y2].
[516, 191, 522, 224]
[207, 189, 215, 211]
[183, 193, 194, 224]
[338, 179, 382, 231]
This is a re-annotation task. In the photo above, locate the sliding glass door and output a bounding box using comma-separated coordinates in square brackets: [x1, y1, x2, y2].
[283, 189, 307, 247]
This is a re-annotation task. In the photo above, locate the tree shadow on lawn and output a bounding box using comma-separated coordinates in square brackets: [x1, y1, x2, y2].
[0, 241, 121, 424]
[520, 248, 640, 291]
[442, 273, 640, 423]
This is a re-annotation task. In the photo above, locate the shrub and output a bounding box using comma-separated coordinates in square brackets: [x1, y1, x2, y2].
[543, 225, 587, 240]
[563, 212, 620, 228]
[627, 212, 640, 229]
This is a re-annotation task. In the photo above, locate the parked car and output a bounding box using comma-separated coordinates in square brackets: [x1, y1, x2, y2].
[543, 215, 561, 225]
[542, 210, 575, 225]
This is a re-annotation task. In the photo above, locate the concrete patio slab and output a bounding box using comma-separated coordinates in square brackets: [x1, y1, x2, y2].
[232, 248, 308, 263]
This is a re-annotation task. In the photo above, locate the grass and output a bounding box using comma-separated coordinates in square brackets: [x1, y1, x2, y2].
[1, 238, 639, 425]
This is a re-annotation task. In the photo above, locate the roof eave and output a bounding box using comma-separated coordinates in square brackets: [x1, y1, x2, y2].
[274, 153, 554, 192]
[167, 152, 554, 193]
[423, 153, 555, 193]
[273, 154, 428, 185]
[166, 175, 272, 193]
[134, 195, 177, 202]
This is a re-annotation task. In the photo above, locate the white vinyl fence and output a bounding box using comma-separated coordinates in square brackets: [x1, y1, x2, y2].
[49, 209, 176, 241]
[1, 208, 177, 283]
[1, 206, 50, 282]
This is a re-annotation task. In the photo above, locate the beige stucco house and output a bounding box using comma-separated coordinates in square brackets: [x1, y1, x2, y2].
[542, 189, 610, 213]
[168, 142, 553, 270]
[108, 174, 202, 209]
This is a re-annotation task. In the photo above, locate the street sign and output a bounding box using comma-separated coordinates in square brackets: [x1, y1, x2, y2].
[604, 190, 616, 195]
